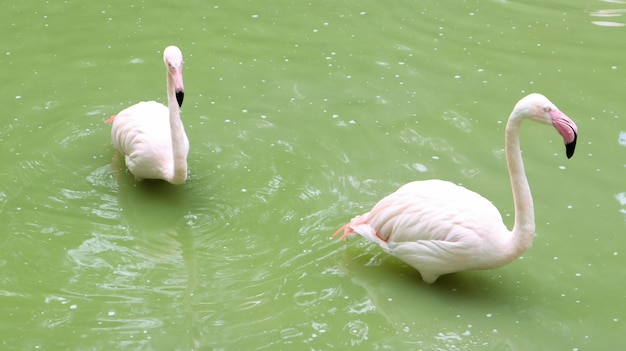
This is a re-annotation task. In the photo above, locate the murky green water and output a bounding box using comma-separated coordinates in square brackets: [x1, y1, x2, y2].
[2, 0, 625, 349]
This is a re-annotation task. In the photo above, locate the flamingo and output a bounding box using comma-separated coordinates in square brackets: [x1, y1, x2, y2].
[332, 93, 578, 283]
[107, 46, 189, 184]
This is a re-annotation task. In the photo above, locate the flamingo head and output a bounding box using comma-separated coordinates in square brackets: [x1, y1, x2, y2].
[514, 93, 578, 159]
[163, 46, 184, 107]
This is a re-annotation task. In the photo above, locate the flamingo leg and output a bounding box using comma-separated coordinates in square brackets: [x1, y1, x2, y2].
[104, 115, 116, 123]
[332, 215, 370, 240]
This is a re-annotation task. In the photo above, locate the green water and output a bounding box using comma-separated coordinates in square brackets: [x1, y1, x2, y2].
[1, 0, 625, 349]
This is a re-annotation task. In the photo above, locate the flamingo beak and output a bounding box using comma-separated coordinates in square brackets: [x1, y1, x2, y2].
[549, 110, 578, 159]
[565, 132, 577, 159]
[176, 91, 184, 108]
[170, 65, 185, 108]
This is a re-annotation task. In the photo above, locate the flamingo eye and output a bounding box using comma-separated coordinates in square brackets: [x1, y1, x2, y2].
[544, 107, 551, 112]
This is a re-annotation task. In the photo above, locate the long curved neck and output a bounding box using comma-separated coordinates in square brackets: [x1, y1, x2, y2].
[505, 113, 535, 256]
[167, 73, 187, 184]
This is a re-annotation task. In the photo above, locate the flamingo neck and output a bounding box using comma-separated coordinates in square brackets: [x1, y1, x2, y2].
[504, 113, 535, 257]
[167, 73, 187, 184]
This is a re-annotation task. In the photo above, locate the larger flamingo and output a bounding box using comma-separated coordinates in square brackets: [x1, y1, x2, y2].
[108, 46, 189, 184]
[333, 93, 578, 283]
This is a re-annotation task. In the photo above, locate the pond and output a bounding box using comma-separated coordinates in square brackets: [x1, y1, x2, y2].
[1, 0, 625, 349]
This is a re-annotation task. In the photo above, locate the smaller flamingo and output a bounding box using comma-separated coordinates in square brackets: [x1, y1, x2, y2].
[333, 93, 578, 283]
[107, 46, 189, 184]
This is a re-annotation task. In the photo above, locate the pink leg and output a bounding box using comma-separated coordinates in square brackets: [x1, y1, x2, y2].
[104, 115, 116, 123]
[332, 216, 369, 240]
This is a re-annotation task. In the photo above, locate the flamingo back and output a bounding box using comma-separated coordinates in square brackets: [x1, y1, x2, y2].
[345, 179, 512, 281]
[111, 101, 189, 181]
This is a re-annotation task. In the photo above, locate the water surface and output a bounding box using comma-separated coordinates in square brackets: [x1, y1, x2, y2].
[1, 0, 625, 349]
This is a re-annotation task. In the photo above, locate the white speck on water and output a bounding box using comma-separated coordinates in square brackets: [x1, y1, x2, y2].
[70, 304, 77, 310]
[410, 163, 428, 172]
[241, 188, 247, 193]
[618, 132, 626, 146]
[108, 311, 116, 316]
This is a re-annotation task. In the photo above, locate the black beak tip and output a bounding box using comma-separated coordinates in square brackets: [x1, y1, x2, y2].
[565, 133, 577, 159]
[176, 91, 184, 108]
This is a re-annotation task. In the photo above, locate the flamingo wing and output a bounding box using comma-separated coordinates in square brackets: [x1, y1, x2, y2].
[340, 179, 510, 282]
[111, 101, 174, 180]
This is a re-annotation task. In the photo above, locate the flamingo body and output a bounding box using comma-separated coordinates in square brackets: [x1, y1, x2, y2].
[109, 46, 189, 185]
[111, 101, 189, 182]
[333, 93, 578, 283]
[336, 180, 513, 283]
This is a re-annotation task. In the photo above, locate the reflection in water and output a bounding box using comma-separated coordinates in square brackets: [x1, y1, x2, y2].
[63, 161, 200, 349]
[589, 0, 626, 26]
[334, 251, 520, 350]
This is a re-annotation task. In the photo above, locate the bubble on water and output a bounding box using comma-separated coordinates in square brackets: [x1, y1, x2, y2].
[619, 132, 626, 146]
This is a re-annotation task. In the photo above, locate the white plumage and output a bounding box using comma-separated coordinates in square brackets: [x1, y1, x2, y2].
[333, 93, 578, 283]
[108, 46, 189, 185]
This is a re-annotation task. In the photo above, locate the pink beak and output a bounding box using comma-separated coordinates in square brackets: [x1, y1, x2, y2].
[550, 109, 578, 159]
[170, 66, 184, 107]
